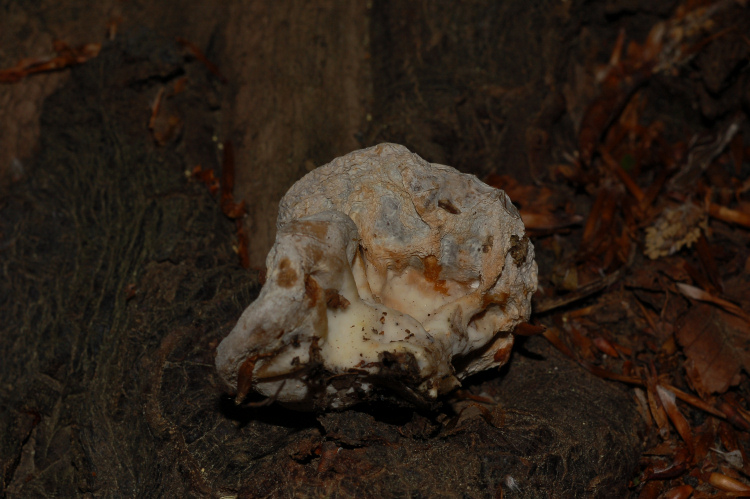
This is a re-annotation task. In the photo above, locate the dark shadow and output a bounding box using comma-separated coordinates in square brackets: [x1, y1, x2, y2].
[216, 393, 319, 430]
[512, 335, 548, 360]
[351, 401, 424, 426]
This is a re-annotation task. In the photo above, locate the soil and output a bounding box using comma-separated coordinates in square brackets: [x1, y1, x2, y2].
[1, 1, 748, 498]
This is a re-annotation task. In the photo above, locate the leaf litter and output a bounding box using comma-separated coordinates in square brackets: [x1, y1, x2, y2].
[510, 1, 750, 496]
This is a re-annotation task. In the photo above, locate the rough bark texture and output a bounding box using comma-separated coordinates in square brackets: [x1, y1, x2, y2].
[221, 0, 371, 267]
[0, 32, 258, 496]
[0, 2, 651, 497]
[0, 0, 225, 190]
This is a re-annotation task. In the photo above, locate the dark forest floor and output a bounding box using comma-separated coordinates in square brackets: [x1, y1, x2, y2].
[2, 1, 750, 497]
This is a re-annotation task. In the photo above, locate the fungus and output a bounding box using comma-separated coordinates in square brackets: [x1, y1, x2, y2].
[215, 143, 538, 410]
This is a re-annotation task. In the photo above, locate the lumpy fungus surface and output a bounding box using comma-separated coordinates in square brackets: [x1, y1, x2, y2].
[215, 143, 537, 410]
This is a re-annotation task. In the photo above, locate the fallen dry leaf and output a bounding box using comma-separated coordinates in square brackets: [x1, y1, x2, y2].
[657, 385, 693, 453]
[676, 282, 750, 321]
[676, 303, 750, 396]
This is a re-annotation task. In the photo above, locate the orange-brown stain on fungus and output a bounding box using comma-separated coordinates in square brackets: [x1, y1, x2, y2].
[325, 288, 351, 310]
[438, 199, 461, 214]
[423, 255, 449, 294]
[304, 274, 322, 307]
[493, 342, 513, 363]
[483, 291, 510, 310]
[302, 220, 330, 240]
[277, 258, 298, 288]
[235, 351, 273, 404]
[481, 235, 494, 254]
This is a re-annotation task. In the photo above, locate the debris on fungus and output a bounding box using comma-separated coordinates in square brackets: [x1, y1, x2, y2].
[215, 143, 538, 410]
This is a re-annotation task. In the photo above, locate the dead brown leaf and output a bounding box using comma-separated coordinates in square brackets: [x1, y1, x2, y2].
[676, 303, 750, 396]
[725, 274, 750, 312]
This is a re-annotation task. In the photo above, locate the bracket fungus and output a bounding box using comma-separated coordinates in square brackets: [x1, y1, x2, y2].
[215, 143, 538, 410]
